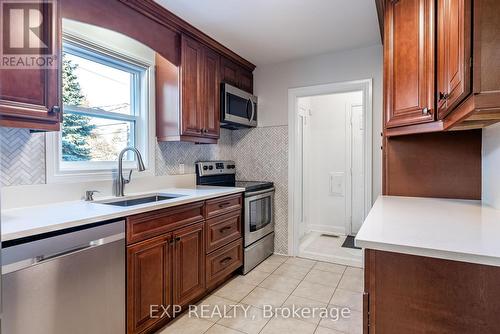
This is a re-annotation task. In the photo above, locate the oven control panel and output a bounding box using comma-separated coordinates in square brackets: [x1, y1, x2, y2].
[196, 161, 236, 176]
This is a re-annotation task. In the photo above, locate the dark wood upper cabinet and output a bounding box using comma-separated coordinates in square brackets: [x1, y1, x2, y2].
[238, 69, 254, 94]
[202, 47, 221, 139]
[220, 57, 239, 87]
[173, 222, 206, 308]
[437, 0, 472, 119]
[0, 1, 61, 131]
[127, 234, 172, 334]
[381, 0, 500, 135]
[157, 34, 224, 144]
[384, 0, 435, 129]
[221, 57, 254, 94]
[180, 35, 204, 138]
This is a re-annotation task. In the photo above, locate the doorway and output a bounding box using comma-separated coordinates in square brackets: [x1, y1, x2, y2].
[288, 80, 372, 267]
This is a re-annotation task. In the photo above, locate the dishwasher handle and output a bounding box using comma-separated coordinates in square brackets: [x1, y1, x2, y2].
[2, 232, 125, 275]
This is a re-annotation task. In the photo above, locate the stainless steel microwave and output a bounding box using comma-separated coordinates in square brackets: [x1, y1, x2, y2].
[221, 83, 258, 129]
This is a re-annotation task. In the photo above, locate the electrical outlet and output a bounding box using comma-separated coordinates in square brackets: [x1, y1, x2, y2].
[179, 164, 185, 174]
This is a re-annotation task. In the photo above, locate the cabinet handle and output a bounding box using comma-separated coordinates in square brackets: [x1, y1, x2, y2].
[175, 237, 181, 242]
[218, 202, 231, 208]
[422, 107, 430, 115]
[220, 257, 232, 265]
[219, 226, 232, 234]
[50, 106, 61, 114]
[439, 92, 449, 101]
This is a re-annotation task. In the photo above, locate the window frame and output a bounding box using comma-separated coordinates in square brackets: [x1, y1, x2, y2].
[46, 32, 156, 183]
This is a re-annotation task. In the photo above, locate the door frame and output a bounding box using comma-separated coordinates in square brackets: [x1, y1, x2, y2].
[346, 103, 366, 235]
[287, 79, 373, 256]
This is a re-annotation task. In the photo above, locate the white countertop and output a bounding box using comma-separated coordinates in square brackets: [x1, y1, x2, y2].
[355, 196, 500, 267]
[1, 186, 244, 242]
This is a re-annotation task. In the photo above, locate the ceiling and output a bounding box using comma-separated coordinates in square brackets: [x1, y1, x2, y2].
[155, 0, 381, 66]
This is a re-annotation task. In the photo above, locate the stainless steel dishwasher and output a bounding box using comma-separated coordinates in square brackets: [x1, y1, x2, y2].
[2, 220, 125, 334]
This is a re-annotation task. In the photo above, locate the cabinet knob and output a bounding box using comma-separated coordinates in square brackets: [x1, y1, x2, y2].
[50, 106, 61, 114]
[422, 107, 430, 115]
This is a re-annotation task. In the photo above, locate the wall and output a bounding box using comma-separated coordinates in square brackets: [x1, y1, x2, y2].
[0, 128, 232, 208]
[231, 126, 288, 254]
[253, 44, 383, 254]
[483, 123, 500, 208]
[1, 44, 383, 256]
[255, 44, 382, 200]
[0, 128, 46, 186]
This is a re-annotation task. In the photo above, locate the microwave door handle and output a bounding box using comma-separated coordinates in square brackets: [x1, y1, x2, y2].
[245, 98, 251, 121]
[249, 99, 256, 122]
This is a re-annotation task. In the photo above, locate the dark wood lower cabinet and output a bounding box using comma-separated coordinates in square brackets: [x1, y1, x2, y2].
[173, 222, 206, 308]
[127, 234, 172, 334]
[126, 195, 243, 334]
[364, 249, 500, 334]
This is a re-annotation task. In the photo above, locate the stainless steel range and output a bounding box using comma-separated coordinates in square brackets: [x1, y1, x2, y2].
[196, 161, 275, 274]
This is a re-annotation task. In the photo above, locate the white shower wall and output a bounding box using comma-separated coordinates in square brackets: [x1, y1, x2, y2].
[305, 91, 363, 235]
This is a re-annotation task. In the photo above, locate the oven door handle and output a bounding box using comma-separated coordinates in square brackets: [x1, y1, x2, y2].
[245, 187, 275, 198]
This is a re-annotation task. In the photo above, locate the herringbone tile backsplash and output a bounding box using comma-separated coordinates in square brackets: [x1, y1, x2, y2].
[0, 128, 46, 186]
[0, 126, 289, 254]
[156, 129, 233, 175]
[232, 126, 289, 254]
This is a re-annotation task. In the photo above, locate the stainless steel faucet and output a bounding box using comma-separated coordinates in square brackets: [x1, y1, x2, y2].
[115, 147, 146, 197]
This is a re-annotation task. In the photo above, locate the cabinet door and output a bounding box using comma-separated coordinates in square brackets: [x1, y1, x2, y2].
[437, 0, 471, 119]
[0, 1, 61, 131]
[180, 35, 203, 137]
[385, 0, 435, 128]
[238, 68, 254, 94]
[127, 234, 172, 334]
[202, 47, 220, 139]
[173, 222, 206, 308]
[220, 57, 239, 87]
[221, 56, 253, 93]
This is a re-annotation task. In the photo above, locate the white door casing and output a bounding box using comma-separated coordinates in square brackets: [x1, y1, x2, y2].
[288, 79, 373, 256]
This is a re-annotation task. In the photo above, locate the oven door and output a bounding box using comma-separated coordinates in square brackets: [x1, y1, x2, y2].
[244, 188, 274, 247]
[222, 83, 257, 128]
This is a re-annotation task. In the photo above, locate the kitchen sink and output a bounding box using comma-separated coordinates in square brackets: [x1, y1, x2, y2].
[99, 193, 185, 207]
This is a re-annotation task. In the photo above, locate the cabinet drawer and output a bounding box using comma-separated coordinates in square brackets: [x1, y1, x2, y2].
[206, 211, 242, 253]
[205, 194, 242, 219]
[206, 239, 243, 288]
[126, 202, 204, 244]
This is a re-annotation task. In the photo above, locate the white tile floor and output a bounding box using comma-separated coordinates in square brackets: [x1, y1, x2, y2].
[299, 232, 363, 268]
[158, 255, 363, 334]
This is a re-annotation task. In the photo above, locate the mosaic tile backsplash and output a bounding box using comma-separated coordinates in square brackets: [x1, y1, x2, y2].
[0, 128, 46, 186]
[0, 125, 289, 254]
[232, 126, 289, 254]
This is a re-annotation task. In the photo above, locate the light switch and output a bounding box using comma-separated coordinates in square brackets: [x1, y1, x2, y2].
[329, 172, 345, 197]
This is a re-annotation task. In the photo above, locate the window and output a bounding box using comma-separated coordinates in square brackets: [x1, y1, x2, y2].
[47, 33, 155, 182]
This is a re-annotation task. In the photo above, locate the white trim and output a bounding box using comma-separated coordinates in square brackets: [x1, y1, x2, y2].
[46, 28, 156, 184]
[288, 79, 373, 256]
[345, 102, 352, 236]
